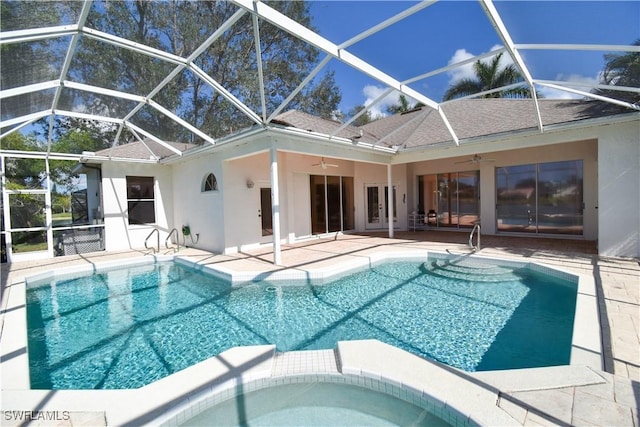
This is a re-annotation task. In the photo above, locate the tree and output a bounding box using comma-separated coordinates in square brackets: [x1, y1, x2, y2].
[387, 94, 425, 115]
[443, 53, 534, 101]
[592, 39, 640, 110]
[348, 105, 373, 127]
[68, 0, 341, 142]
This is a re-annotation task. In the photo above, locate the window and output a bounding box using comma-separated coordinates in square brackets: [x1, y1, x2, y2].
[126, 176, 155, 224]
[418, 171, 479, 228]
[202, 173, 218, 192]
[310, 175, 354, 234]
[496, 160, 583, 235]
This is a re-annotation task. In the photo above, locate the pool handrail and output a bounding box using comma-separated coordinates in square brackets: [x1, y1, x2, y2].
[145, 228, 160, 253]
[165, 228, 180, 252]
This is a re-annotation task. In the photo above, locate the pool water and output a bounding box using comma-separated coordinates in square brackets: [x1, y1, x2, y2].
[181, 382, 452, 427]
[26, 257, 577, 389]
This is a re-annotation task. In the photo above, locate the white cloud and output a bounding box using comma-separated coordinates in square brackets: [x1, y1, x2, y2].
[362, 85, 413, 119]
[537, 74, 601, 100]
[447, 44, 511, 85]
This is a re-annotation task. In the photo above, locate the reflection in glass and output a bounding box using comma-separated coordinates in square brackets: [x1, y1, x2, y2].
[496, 164, 537, 233]
[311, 175, 354, 235]
[5, 158, 46, 189]
[310, 175, 326, 234]
[341, 177, 354, 230]
[496, 161, 583, 235]
[9, 193, 46, 228]
[367, 186, 380, 224]
[11, 231, 47, 253]
[327, 176, 341, 232]
[538, 161, 583, 235]
[458, 171, 480, 227]
[419, 171, 479, 228]
[384, 186, 397, 222]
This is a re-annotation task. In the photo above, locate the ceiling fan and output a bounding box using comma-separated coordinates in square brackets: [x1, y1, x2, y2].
[312, 157, 339, 169]
[455, 154, 495, 165]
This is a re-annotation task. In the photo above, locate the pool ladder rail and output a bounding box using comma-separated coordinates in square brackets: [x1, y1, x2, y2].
[145, 228, 160, 253]
[165, 228, 180, 252]
[145, 227, 199, 253]
[468, 221, 480, 252]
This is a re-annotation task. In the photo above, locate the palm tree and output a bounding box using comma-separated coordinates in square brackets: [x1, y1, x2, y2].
[387, 94, 425, 115]
[593, 39, 640, 107]
[443, 53, 533, 101]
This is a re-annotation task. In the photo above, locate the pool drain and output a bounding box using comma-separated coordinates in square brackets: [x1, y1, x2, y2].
[265, 286, 278, 292]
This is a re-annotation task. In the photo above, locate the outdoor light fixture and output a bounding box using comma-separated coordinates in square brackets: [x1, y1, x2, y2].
[246, 179, 254, 189]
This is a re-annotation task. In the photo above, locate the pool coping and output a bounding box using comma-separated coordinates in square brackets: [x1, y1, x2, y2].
[0, 250, 604, 426]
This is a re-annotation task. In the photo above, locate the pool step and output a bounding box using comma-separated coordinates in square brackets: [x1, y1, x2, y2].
[424, 259, 524, 283]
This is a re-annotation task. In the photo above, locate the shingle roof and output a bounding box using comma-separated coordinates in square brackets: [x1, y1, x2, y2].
[95, 139, 195, 160]
[276, 99, 633, 150]
[361, 99, 630, 148]
[271, 110, 378, 144]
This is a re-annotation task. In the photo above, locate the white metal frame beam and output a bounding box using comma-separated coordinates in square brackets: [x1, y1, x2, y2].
[535, 82, 640, 111]
[107, 8, 250, 154]
[339, 0, 438, 49]
[480, 0, 544, 132]
[515, 43, 640, 53]
[231, 0, 460, 144]
[48, 0, 93, 155]
[0, 25, 78, 45]
[252, 13, 268, 122]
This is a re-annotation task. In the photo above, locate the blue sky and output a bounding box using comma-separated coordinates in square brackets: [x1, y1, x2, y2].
[307, 1, 640, 117]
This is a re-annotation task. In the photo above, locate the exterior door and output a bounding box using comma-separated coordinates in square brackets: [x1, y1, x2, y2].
[259, 187, 273, 238]
[365, 184, 397, 229]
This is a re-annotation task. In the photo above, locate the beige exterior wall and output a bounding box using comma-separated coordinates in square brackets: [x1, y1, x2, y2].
[406, 139, 598, 239]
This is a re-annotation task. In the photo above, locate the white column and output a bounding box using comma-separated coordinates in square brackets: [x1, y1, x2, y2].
[270, 147, 282, 265]
[387, 163, 394, 239]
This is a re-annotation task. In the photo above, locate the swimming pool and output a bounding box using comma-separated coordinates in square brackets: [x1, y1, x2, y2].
[26, 254, 578, 389]
[179, 379, 453, 427]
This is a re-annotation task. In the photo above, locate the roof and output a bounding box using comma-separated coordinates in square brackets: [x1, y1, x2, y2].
[271, 110, 378, 144]
[361, 99, 625, 148]
[95, 140, 195, 160]
[275, 99, 635, 149]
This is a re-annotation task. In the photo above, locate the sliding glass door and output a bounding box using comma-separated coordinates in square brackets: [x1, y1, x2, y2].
[418, 171, 479, 229]
[496, 160, 583, 235]
[310, 175, 354, 235]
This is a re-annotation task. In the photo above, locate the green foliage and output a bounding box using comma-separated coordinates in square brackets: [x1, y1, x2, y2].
[1, 134, 47, 188]
[348, 105, 373, 126]
[592, 39, 640, 110]
[67, 0, 341, 142]
[387, 94, 425, 115]
[443, 53, 534, 101]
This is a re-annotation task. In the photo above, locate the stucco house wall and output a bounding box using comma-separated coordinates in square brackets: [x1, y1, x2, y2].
[597, 120, 640, 258]
[170, 152, 225, 253]
[99, 115, 638, 259]
[102, 162, 174, 252]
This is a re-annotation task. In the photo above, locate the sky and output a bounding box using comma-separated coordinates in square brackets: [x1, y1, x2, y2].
[307, 1, 640, 118]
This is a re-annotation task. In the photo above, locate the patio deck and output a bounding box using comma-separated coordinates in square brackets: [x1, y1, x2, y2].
[1, 231, 638, 426]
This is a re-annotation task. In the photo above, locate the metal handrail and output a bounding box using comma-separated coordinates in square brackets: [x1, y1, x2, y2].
[165, 228, 180, 251]
[468, 221, 480, 251]
[144, 228, 159, 253]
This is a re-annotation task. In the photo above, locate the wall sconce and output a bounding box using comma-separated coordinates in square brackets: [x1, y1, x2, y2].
[246, 179, 254, 189]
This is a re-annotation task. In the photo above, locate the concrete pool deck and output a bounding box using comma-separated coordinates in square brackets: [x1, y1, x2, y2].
[1, 231, 638, 426]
